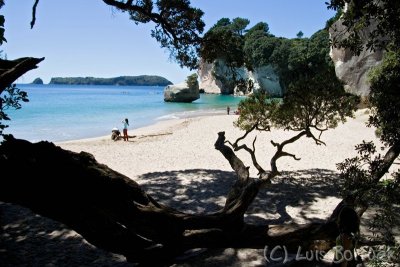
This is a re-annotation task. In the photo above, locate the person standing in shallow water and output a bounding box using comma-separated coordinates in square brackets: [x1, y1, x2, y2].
[122, 118, 129, 141]
[227, 106, 230, 115]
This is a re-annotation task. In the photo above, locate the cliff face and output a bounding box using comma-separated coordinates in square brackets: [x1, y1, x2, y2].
[198, 59, 282, 97]
[329, 19, 384, 97]
[197, 59, 230, 94]
[199, 19, 384, 98]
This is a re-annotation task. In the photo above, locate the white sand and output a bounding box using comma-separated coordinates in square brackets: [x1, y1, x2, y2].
[58, 109, 382, 179]
[57, 108, 387, 220]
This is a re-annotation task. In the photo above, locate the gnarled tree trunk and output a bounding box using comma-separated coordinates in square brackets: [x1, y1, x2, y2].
[0, 135, 341, 265]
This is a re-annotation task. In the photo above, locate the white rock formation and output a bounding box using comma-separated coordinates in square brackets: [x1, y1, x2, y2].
[198, 59, 282, 97]
[164, 81, 200, 103]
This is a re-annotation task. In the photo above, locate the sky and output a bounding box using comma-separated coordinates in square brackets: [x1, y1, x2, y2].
[1, 0, 336, 84]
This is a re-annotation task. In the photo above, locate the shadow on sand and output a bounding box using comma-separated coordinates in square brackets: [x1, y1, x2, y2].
[138, 168, 341, 225]
[0, 168, 340, 267]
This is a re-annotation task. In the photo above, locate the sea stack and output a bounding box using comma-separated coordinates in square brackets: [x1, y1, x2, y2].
[164, 76, 200, 103]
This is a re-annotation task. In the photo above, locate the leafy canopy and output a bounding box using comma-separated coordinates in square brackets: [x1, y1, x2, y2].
[327, 1, 400, 255]
[200, 17, 248, 70]
[101, 0, 206, 69]
[327, 0, 400, 54]
[0, 84, 29, 136]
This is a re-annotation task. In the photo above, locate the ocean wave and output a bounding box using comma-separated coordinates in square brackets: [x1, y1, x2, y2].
[156, 114, 180, 120]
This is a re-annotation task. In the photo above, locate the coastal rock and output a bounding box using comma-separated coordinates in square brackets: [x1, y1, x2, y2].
[329, 17, 384, 97]
[247, 65, 281, 97]
[197, 59, 234, 94]
[198, 59, 282, 97]
[31, 77, 44, 84]
[164, 81, 200, 103]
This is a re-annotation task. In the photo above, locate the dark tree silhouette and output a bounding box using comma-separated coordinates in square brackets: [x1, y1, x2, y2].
[1, 0, 399, 266]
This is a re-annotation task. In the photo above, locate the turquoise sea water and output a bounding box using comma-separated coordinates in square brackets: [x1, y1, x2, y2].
[4, 84, 244, 142]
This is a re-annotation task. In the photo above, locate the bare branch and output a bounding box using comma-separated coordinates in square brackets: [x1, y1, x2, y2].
[235, 143, 265, 175]
[214, 131, 249, 183]
[269, 131, 307, 178]
[225, 125, 266, 176]
[306, 129, 326, 146]
[371, 140, 400, 183]
[30, 0, 40, 29]
[232, 124, 257, 148]
[280, 151, 301, 161]
[314, 127, 328, 140]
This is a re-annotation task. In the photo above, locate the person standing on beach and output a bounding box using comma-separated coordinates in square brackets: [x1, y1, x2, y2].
[227, 106, 230, 115]
[122, 118, 129, 141]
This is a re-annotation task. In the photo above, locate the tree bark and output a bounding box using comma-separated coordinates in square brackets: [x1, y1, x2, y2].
[0, 57, 44, 93]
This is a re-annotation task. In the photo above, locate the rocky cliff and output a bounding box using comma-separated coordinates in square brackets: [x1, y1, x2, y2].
[329, 18, 384, 97]
[199, 20, 384, 99]
[198, 59, 282, 97]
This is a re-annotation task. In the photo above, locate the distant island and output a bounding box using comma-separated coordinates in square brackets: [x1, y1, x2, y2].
[49, 75, 173, 86]
[31, 78, 44, 84]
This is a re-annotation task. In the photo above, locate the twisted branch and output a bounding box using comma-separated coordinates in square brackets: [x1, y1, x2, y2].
[30, 0, 40, 28]
[269, 131, 307, 178]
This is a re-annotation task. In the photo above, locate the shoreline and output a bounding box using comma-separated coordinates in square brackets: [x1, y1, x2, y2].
[56, 113, 229, 144]
[57, 108, 384, 181]
[6, 84, 243, 143]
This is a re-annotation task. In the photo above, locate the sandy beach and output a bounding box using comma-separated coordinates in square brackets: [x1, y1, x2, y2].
[57, 109, 385, 222]
[58, 109, 381, 184]
[1, 109, 392, 266]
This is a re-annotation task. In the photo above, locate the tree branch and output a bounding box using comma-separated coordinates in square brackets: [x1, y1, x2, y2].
[215, 131, 249, 183]
[228, 124, 268, 176]
[102, 0, 179, 42]
[30, 0, 40, 28]
[232, 124, 257, 148]
[269, 131, 307, 178]
[371, 140, 400, 183]
[0, 136, 344, 264]
[306, 128, 326, 146]
[0, 57, 45, 93]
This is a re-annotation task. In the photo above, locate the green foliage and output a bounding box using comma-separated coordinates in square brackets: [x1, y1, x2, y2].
[230, 17, 250, 36]
[243, 22, 279, 70]
[274, 69, 358, 132]
[201, 16, 335, 93]
[327, 0, 400, 54]
[235, 68, 358, 135]
[49, 75, 172, 86]
[0, 84, 29, 136]
[296, 31, 304, 38]
[369, 244, 400, 267]
[368, 50, 400, 146]
[270, 29, 334, 91]
[185, 73, 198, 89]
[325, 9, 342, 29]
[245, 22, 270, 36]
[108, 0, 204, 69]
[328, 0, 400, 260]
[200, 18, 246, 70]
[337, 142, 400, 245]
[234, 91, 279, 131]
[201, 17, 336, 95]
